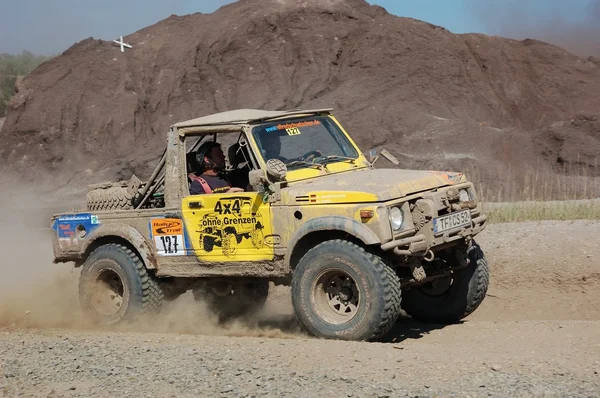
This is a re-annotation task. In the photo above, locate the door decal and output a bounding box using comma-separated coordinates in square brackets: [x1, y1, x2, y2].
[182, 194, 274, 262]
[198, 196, 264, 259]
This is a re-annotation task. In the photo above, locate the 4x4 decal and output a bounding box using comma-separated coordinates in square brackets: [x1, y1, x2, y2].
[213, 198, 241, 214]
[197, 196, 264, 258]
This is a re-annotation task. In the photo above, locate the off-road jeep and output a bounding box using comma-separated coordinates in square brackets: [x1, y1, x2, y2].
[51, 108, 489, 341]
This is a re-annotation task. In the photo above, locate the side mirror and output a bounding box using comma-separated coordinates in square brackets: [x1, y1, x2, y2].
[249, 169, 266, 190]
[368, 149, 377, 163]
[249, 159, 288, 203]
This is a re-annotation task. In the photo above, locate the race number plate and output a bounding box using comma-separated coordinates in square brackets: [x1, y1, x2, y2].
[151, 218, 185, 256]
[433, 209, 471, 234]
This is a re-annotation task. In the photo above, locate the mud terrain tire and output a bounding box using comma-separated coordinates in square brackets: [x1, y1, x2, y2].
[291, 240, 402, 341]
[400, 240, 489, 324]
[87, 186, 133, 211]
[78, 243, 164, 325]
[193, 280, 269, 322]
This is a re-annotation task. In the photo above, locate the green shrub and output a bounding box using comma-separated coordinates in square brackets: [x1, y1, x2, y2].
[0, 50, 54, 116]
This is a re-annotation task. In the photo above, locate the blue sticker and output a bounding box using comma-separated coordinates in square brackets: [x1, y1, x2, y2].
[53, 213, 101, 239]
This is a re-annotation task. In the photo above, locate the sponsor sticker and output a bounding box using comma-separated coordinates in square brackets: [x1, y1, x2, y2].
[286, 127, 301, 136]
[54, 213, 100, 240]
[265, 119, 321, 133]
[151, 219, 183, 236]
[151, 218, 185, 256]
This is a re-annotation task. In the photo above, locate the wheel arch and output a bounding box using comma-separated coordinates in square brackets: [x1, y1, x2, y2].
[284, 216, 381, 271]
[80, 224, 158, 270]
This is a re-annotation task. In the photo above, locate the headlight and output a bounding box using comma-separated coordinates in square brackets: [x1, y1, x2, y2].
[389, 207, 404, 231]
[459, 189, 470, 202]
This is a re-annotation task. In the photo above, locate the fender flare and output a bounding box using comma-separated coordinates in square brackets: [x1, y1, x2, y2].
[284, 216, 381, 269]
[81, 223, 159, 269]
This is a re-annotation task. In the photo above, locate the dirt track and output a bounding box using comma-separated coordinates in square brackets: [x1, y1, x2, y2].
[1, 195, 599, 397]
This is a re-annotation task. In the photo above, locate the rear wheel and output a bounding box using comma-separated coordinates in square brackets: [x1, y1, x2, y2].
[291, 240, 402, 341]
[400, 239, 489, 324]
[78, 243, 164, 325]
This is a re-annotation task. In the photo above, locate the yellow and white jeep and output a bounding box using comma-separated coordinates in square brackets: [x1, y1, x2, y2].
[51, 108, 489, 341]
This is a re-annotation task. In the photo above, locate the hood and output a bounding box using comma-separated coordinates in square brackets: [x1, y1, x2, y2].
[282, 168, 466, 204]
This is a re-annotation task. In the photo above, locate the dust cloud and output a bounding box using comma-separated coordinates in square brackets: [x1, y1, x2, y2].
[469, 0, 600, 57]
[0, 178, 301, 339]
[0, 180, 84, 329]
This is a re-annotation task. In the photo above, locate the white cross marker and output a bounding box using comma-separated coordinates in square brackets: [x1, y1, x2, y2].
[112, 36, 132, 52]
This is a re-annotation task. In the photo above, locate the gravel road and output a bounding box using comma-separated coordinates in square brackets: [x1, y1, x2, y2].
[1, 192, 599, 397]
[1, 320, 599, 398]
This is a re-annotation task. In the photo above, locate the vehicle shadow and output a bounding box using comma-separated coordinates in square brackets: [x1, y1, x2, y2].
[251, 312, 459, 343]
[380, 313, 459, 344]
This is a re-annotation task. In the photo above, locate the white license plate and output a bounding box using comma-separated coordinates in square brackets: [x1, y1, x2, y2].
[433, 210, 472, 234]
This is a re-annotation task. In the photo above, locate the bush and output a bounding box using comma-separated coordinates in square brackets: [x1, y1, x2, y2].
[0, 50, 54, 117]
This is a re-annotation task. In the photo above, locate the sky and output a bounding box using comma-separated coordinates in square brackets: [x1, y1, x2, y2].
[0, 0, 597, 56]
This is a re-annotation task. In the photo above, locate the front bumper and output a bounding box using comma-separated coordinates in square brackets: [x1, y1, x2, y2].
[379, 183, 488, 256]
[381, 213, 487, 256]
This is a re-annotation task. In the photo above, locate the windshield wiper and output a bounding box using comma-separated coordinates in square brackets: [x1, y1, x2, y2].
[284, 155, 356, 171]
[318, 155, 356, 164]
[286, 160, 324, 170]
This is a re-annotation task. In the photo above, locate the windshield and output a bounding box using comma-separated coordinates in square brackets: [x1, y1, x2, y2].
[251, 116, 359, 170]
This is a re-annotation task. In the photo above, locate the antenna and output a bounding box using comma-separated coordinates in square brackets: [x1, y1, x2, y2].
[112, 36, 132, 52]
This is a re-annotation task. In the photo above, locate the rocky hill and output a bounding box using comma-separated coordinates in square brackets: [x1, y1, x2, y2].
[2, 0, 599, 201]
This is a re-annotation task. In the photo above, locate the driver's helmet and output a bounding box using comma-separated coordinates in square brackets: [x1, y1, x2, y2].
[195, 141, 224, 172]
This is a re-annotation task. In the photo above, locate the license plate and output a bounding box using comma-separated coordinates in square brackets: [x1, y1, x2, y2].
[433, 209, 472, 234]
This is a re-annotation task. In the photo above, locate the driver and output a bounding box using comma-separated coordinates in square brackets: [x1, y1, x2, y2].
[261, 132, 286, 161]
[189, 141, 244, 195]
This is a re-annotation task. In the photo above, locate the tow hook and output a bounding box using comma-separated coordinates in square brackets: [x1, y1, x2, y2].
[423, 250, 435, 262]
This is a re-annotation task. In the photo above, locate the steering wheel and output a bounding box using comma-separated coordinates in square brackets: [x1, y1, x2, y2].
[299, 150, 323, 162]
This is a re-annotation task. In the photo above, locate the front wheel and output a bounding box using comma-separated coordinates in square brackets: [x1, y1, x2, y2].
[78, 243, 164, 325]
[400, 239, 489, 324]
[291, 240, 402, 341]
